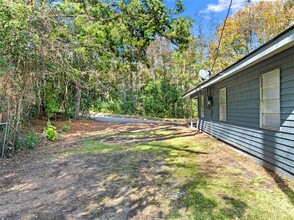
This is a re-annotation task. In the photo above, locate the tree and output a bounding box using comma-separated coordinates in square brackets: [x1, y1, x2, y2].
[0, 0, 194, 126]
[207, 0, 294, 74]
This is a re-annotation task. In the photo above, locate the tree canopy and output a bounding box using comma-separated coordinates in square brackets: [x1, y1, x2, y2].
[207, 0, 294, 74]
[0, 0, 293, 128]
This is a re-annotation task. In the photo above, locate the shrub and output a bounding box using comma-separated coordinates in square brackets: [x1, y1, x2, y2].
[24, 132, 39, 149]
[62, 125, 70, 132]
[44, 121, 57, 141]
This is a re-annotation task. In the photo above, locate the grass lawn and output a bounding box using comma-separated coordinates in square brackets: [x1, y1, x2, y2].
[1, 121, 293, 219]
[66, 126, 294, 219]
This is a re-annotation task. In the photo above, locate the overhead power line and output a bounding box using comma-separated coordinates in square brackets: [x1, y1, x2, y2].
[210, 0, 233, 73]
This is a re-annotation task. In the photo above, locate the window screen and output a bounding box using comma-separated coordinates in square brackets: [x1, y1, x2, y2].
[219, 87, 226, 122]
[260, 69, 280, 130]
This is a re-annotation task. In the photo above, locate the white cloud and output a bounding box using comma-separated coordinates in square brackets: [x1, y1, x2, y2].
[206, 0, 276, 13]
[207, 0, 233, 13]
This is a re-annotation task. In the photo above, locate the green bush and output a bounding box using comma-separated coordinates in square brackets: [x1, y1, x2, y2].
[44, 121, 57, 141]
[62, 125, 70, 132]
[24, 132, 39, 149]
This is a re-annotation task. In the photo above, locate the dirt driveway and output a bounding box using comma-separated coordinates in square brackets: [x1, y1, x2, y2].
[0, 120, 293, 220]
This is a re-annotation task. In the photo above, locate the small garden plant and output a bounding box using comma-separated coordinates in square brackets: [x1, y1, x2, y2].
[24, 132, 39, 149]
[62, 125, 70, 132]
[44, 121, 57, 141]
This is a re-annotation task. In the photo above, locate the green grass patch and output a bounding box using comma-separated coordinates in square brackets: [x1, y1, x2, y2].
[251, 176, 267, 185]
[153, 129, 175, 136]
[61, 140, 127, 157]
[118, 130, 154, 137]
[225, 166, 244, 175]
[118, 128, 176, 138]
[60, 129, 294, 219]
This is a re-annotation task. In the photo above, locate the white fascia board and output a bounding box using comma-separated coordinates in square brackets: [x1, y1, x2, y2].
[185, 28, 294, 98]
[183, 90, 196, 99]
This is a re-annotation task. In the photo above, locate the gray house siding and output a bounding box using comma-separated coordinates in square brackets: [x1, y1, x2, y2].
[197, 46, 294, 178]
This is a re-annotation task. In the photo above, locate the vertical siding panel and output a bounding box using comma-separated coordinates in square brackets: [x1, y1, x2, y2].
[197, 47, 294, 178]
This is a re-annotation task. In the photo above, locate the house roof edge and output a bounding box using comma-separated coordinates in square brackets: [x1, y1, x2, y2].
[183, 25, 294, 99]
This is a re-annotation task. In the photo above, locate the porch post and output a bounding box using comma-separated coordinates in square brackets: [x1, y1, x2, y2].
[190, 98, 193, 128]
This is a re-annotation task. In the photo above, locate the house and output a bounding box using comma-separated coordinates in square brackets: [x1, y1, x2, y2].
[184, 25, 294, 178]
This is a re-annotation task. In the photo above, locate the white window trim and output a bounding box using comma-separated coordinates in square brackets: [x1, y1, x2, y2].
[219, 87, 227, 122]
[260, 69, 280, 130]
[200, 95, 205, 118]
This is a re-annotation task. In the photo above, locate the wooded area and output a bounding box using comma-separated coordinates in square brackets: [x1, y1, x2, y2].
[1, 1, 294, 218]
[0, 0, 293, 130]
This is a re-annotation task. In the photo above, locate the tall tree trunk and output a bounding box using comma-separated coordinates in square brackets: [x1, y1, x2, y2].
[40, 70, 47, 117]
[130, 71, 134, 113]
[123, 81, 127, 102]
[15, 92, 24, 130]
[73, 82, 81, 120]
[130, 71, 134, 95]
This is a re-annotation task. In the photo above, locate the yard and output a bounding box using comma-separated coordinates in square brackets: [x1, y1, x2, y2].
[0, 119, 293, 220]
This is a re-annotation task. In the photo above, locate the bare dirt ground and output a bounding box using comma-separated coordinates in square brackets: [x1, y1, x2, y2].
[0, 119, 293, 219]
[0, 120, 186, 220]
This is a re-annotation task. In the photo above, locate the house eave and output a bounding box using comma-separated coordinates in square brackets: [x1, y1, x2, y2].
[183, 25, 294, 99]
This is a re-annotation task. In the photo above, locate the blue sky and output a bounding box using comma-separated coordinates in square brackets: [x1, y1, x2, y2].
[51, 0, 272, 36]
[164, 0, 272, 36]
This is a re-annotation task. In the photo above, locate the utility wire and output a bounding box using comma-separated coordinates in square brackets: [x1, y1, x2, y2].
[210, 0, 233, 73]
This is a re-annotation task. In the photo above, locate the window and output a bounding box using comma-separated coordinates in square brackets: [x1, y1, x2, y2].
[200, 95, 205, 118]
[260, 69, 280, 130]
[219, 87, 226, 122]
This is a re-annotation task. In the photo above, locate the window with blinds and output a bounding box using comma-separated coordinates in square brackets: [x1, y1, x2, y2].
[219, 87, 226, 122]
[260, 69, 280, 130]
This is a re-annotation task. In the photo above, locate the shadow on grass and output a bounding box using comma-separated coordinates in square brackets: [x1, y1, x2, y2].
[147, 143, 209, 155]
[96, 131, 200, 148]
[164, 172, 248, 219]
[265, 168, 294, 205]
[0, 124, 248, 220]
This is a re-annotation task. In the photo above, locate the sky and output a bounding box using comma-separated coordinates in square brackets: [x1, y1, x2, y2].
[164, 0, 273, 36]
[51, 0, 273, 36]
